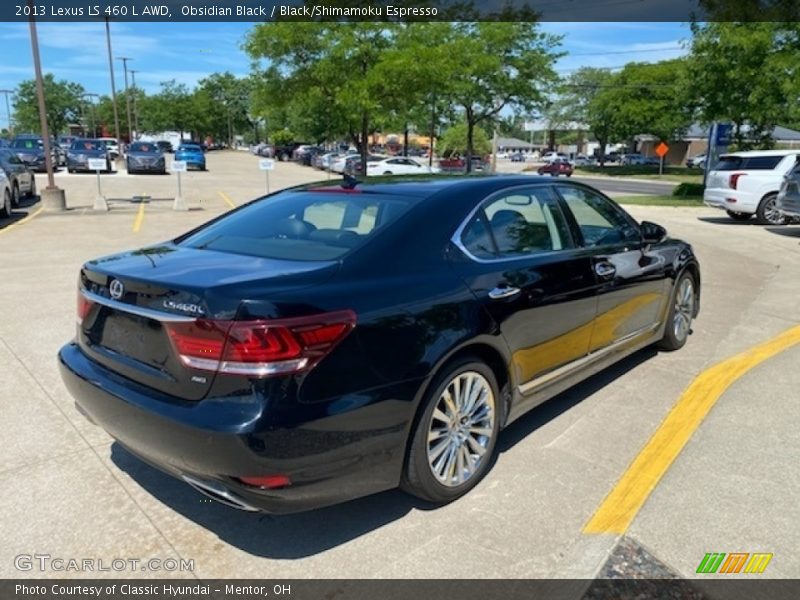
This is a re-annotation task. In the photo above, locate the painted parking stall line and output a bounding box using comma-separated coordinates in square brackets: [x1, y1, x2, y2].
[218, 191, 236, 209]
[132, 201, 146, 233]
[583, 323, 800, 535]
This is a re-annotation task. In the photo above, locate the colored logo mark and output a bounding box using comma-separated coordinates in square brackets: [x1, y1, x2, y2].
[696, 552, 772, 574]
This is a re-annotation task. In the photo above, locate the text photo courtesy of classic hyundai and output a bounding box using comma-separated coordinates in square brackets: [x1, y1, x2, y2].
[58, 176, 700, 514]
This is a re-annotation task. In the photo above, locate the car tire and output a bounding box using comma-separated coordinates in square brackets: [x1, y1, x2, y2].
[726, 210, 752, 221]
[402, 357, 503, 504]
[755, 193, 788, 225]
[11, 183, 20, 208]
[1, 189, 12, 218]
[280, 152, 289, 162]
[658, 270, 696, 351]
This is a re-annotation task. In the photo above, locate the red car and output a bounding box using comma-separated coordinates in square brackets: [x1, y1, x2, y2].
[537, 159, 574, 177]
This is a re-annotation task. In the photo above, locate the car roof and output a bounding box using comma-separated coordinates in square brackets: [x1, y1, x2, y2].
[720, 150, 799, 158]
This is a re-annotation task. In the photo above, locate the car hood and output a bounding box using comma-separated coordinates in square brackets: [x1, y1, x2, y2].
[128, 152, 162, 159]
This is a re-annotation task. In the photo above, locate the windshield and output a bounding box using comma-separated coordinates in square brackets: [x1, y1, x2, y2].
[177, 189, 417, 261]
[129, 142, 158, 153]
[71, 140, 105, 151]
[11, 139, 42, 150]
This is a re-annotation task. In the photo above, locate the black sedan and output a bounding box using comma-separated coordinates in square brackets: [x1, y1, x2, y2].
[126, 142, 166, 174]
[67, 139, 112, 173]
[59, 177, 700, 513]
[0, 148, 36, 206]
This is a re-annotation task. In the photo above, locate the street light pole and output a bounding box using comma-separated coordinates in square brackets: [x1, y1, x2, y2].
[83, 93, 98, 137]
[104, 17, 121, 149]
[0, 89, 13, 136]
[117, 56, 133, 142]
[27, 1, 65, 210]
[129, 69, 139, 136]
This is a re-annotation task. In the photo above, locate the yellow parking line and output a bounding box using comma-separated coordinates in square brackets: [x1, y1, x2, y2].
[218, 191, 236, 209]
[583, 324, 800, 535]
[0, 206, 44, 235]
[132, 201, 145, 233]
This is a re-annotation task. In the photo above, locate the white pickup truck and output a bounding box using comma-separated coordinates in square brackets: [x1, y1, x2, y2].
[703, 150, 800, 225]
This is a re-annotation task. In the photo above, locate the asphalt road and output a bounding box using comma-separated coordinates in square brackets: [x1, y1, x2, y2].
[0, 151, 798, 581]
[572, 176, 676, 195]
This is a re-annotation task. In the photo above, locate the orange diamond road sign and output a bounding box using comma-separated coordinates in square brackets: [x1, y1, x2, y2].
[655, 142, 669, 157]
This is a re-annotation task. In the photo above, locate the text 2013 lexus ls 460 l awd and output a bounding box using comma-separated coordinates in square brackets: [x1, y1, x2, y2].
[59, 176, 700, 513]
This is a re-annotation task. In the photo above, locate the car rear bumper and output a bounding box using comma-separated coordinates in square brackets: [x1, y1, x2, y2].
[703, 189, 756, 213]
[58, 342, 411, 513]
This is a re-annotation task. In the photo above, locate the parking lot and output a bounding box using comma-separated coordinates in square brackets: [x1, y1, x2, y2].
[1, 150, 799, 581]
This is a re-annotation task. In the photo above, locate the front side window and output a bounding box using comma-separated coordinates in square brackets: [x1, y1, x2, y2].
[557, 186, 640, 247]
[460, 187, 573, 259]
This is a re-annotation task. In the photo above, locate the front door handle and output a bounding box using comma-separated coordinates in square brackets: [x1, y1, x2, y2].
[594, 261, 616, 278]
[488, 286, 521, 300]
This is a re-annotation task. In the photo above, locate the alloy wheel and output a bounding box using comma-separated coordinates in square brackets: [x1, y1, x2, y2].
[427, 371, 495, 487]
[762, 197, 786, 225]
[673, 277, 694, 342]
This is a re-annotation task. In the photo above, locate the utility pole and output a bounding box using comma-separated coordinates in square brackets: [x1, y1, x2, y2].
[83, 93, 98, 137]
[117, 56, 133, 142]
[0, 89, 13, 136]
[129, 69, 139, 136]
[104, 17, 121, 150]
[28, 0, 65, 210]
[429, 91, 436, 168]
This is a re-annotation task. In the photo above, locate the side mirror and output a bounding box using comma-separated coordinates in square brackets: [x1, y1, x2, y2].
[641, 221, 667, 244]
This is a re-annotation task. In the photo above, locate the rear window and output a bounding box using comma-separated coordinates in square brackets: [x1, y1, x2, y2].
[714, 155, 786, 171]
[11, 139, 41, 149]
[71, 140, 104, 151]
[177, 190, 416, 261]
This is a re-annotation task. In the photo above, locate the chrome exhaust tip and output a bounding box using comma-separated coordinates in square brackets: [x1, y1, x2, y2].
[181, 474, 260, 512]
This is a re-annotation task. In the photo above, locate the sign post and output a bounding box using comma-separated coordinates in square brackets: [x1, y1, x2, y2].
[655, 142, 669, 176]
[259, 158, 275, 194]
[88, 158, 108, 211]
[171, 160, 187, 211]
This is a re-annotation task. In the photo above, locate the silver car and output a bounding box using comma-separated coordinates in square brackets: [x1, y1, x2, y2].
[0, 168, 13, 219]
[776, 161, 800, 220]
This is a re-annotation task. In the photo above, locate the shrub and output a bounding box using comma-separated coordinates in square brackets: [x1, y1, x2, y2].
[672, 182, 705, 197]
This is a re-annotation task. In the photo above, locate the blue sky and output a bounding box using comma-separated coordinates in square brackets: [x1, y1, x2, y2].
[0, 21, 690, 129]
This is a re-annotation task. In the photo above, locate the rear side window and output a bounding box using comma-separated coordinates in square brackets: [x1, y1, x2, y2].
[178, 191, 415, 261]
[460, 187, 573, 259]
[715, 155, 786, 171]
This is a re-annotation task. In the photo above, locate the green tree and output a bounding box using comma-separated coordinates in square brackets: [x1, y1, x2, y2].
[394, 22, 561, 171]
[688, 23, 789, 148]
[438, 122, 491, 156]
[197, 72, 253, 145]
[13, 73, 84, 135]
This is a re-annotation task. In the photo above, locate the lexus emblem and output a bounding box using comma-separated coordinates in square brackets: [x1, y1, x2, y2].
[109, 279, 125, 300]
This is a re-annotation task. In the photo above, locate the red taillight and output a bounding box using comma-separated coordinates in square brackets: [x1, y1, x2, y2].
[729, 173, 745, 190]
[77, 293, 94, 323]
[237, 474, 291, 489]
[165, 310, 356, 377]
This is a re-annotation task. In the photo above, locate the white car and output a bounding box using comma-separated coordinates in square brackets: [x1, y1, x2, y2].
[620, 153, 646, 166]
[366, 157, 441, 176]
[686, 154, 707, 169]
[330, 151, 359, 174]
[0, 168, 12, 218]
[572, 154, 594, 166]
[98, 137, 120, 159]
[703, 150, 799, 225]
[541, 151, 568, 163]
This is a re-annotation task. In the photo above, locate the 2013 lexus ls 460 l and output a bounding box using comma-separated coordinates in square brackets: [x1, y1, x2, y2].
[59, 176, 700, 513]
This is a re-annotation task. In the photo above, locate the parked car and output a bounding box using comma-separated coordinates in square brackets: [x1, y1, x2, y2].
[542, 151, 569, 163]
[67, 139, 112, 173]
[125, 142, 166, 174]
[274, 142, 309, 162]
[366, 156, 440, 176]
[10, 136, 56, 172]
[686, 154, 707, 169]
[344, 154, 386, 175]
[703, 150, 800, 224]
[296, 146, 323, 166]
[643, 156, 661, 166]
[98, 137, 120, 159]
[0, 148, 36, 206]
[0, 167, 12, 218]
[330, 151, 360, 174]
[537, 159, 574, 177]
[174, 144, 206, 171]
[59, 176, 700, 513]
[156, 141, 174, 154]
[620, 153, 646, 166]
[572, 154, 594, 167]
[776, 160, 800, 221]
[509, 152, 526, 162]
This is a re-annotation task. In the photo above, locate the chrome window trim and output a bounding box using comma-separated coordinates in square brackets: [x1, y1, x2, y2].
[517, 322, 660, 395]
[81, 289, 196, 323]
[450, 183, 578, 265]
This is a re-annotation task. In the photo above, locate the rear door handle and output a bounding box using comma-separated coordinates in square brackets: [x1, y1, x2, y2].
[488, 286, 521, 300]
[594, 262, 616, 278]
